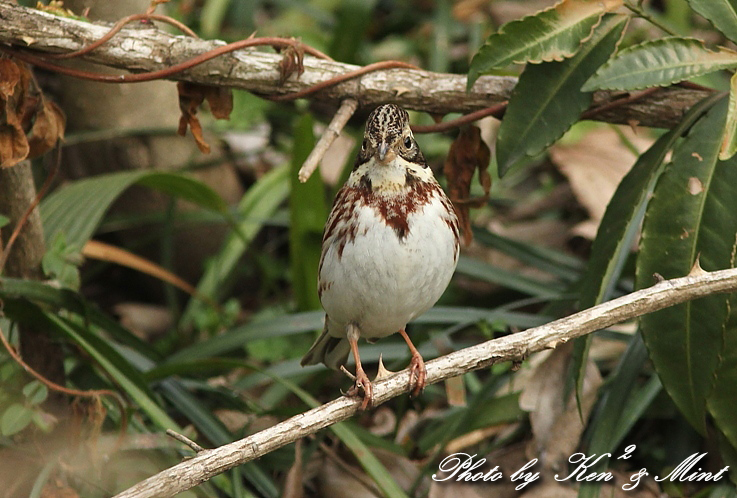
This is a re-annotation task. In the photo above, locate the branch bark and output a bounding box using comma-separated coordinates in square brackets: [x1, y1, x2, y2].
[0, 1, 713, 128]
[114, 267, 737, 498]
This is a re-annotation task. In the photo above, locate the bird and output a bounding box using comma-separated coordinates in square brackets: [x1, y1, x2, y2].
[301, 104, 460, 410]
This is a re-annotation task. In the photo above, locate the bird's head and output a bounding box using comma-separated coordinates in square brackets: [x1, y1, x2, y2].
[359, 104, 424, 166]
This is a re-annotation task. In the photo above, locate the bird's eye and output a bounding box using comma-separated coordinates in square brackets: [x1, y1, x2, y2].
[361, 139, 368, 152]
[404, 136, 413, 149]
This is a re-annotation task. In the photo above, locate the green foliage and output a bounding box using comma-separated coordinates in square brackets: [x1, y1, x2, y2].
[289, 114, 327, 311]
[495, 14, 627, 175]
[41, 233, 82, 290]
[5, 0, 737, 495]
[638, 96, 737, 435]
[40, 170, 228, 248]
[467, 0, 619, 88]
[687, 0, 737, 43]
[582, 37, 737, 91]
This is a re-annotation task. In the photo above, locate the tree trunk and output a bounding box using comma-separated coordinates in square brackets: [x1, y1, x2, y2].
[0, 162, 67, 412]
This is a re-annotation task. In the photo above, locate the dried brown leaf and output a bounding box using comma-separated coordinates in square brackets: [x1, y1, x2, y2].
[0, 122, 29, 168]
[0, 58, 21, 98]
[518, 344, 602, 470]
[278, 43, 305, 86]
[0, 57, 31, 168]
[177, 81, 210, 153]
[550, 126, 652, 239]
[204, 86, 233, 120]
[443, 125, 492, 245]
[28, 100, 65, 159]
[177, 82, 233, 153]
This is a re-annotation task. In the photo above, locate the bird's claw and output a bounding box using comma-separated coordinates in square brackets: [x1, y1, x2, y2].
[408, 353, 427, 398]
[346, 368, 373, 410]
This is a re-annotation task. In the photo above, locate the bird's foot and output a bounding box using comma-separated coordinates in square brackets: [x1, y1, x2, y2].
[408, 352, 427, 398]
[346, 367, 373, 411]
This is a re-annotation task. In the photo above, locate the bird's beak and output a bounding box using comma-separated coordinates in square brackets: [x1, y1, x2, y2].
[377, 141, 389, 162]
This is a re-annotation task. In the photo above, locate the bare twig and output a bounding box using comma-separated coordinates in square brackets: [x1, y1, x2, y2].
[114, 267, 737, 498]
[166, 429, 205, 453]
[299, 98, 358, 183]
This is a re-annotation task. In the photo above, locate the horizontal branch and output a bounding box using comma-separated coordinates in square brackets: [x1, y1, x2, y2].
[0, 2, 713, 127]
[114, 267, 737, 498]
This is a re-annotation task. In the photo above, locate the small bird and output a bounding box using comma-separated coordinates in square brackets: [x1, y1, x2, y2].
[301, 104, 460, 409]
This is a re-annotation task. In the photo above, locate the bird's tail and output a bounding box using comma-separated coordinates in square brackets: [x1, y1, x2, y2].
[301, 325, 351, 370]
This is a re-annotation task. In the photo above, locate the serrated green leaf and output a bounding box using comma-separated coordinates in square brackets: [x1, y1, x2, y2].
[572, 93, 723, 422]
[1, 403, 33, 436]
[41, 170, 228, 249]
[290, 114, 327, 311]
[687, 0, 737, 44]
[496, 14, 627, 175]
[583, 37, 737, 91]
[705, 166, 737, 451]
[467, 0, 622, 88]
[721, 72, 737, 160]
[637, 96, 737, 434]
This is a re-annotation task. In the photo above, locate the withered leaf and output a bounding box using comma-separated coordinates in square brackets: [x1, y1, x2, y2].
[443, 125, 492, 245]
[177, 82, 233, 154]
[0, 57, 32, 168]
[0, 58, 21, 98]
[28, 100, 66, 159]
[277, 43, 305, 86]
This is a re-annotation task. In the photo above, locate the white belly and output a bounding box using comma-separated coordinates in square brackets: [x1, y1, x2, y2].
[319, 195, 458, 340]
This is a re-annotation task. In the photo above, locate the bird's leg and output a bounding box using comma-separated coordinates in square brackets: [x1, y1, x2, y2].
[399, 328, 426, 397]
[345, 323, 373, 410]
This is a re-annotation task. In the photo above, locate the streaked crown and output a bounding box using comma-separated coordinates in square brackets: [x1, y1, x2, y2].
[357, 104, 425, 166]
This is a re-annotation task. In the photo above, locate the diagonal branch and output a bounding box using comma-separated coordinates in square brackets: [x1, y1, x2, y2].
[0, 2, 713, 128]
[114, 267, 737, 498]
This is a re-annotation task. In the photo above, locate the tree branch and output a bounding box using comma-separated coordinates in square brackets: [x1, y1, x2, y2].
[0, 1, 713, 127]
[114, 267, 737, 498]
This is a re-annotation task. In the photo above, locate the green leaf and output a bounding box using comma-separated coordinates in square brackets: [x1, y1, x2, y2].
[1, 403, 33, 436]
[496, 14, 627, 175]
[0, 277, 158, 357]
[721, 72, 737, 160]
[705, 168, 737, 451]
[22, 381, 48, 406]
[578, 334, 652, 498]
[687, 0, 737, 44]
[0, 214, 9, 229]
[571, 93, 724, 420]
[455, 256, 565, 298]
[179, 166, 290, 328]
[200, 0, 232, 38]
[473, 227, 585, 281]
[583, 37, 737, 91]
[328, 0, 377, 64]
[467, 0, 622, 88]
[46, 312, 182, 431]
[41, 232, 82, 290]
[290, 114, 328, 311]
[637, 96, 737, 434]
[41, 170, 227, 249]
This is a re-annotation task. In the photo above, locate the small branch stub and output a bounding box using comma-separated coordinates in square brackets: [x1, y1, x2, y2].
[298, 98, 358, 183]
